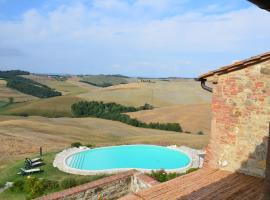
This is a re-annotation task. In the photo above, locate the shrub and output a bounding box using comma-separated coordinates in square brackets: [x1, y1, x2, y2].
[71, 142, 82, 148]
[16, 112, 29, 117]
[150, 168, 199, 183]
[150, 169, 170, 182]
[61, 178, 77, 189]
[197, 131, 204, 135]
[85, 144, 95, 148]
[186, 168, 198, 174]
[8, 97, 14, 104]
[10, 179, 25, 192]
[24, 176, 39, 193]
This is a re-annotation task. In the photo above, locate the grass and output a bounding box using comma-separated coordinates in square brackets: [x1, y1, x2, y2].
[0, 152, 107, 200]
[127, 104, 212, 134]
[78, 79, 211, 107]
[23, 75, 87, 95]
[0, 80, 36, 103]
[0, 116, 209, 170]
[0, 96, 82, 117]
[0, 101, 9, 108]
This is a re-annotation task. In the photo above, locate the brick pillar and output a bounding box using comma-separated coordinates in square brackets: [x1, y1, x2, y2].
[264, 123, 270, 200]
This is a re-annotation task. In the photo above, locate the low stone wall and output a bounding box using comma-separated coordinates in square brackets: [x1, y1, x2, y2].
[36, 170, 159, 200]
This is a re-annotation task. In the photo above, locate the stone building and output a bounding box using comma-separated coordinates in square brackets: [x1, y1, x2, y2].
[198, 52, 270, 178]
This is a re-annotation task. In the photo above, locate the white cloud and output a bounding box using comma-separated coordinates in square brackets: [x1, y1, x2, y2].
[0, 1, 269, 77]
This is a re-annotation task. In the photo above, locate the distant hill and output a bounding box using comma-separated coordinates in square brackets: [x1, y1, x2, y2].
[0, 70, 62, 98]
[79, 74, 129, 87]
[128, 104, 211, 134]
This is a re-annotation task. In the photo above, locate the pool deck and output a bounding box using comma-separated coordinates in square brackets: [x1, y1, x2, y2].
[119, 168, 264, 200]
[53, 145, 205, 175]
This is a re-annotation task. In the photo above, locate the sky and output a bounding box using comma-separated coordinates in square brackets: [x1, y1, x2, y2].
[0, 0, 269, 77]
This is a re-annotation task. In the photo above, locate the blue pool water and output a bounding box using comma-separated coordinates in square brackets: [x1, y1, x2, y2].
[66, 145, 191, 171]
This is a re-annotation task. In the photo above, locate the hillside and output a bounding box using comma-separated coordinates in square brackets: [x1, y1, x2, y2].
[128, 104, 212, 134]
[0, 116, 209, 169]
[0, 79, 37, 103]
[0, 96, 82, 117]
[79, 75, 129, 87]
[79, 79, 211, 107]
[23, 75, 88, 95]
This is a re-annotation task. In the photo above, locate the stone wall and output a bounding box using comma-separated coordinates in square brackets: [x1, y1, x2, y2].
[205, 60, 270, 177]
[36, 170, 159, 200]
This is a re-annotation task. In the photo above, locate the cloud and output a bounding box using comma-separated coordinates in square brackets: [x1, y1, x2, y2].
[0, 1, 269, 77]
[0, 47, 24, 57]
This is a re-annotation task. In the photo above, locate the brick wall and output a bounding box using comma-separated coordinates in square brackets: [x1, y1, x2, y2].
[205, 60, 270, 177]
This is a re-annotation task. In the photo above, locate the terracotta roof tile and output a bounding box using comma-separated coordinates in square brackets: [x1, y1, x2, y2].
[198, 51, 270, 80]
[120, 168, 264, 200]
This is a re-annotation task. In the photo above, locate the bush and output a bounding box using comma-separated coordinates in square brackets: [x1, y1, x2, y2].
[150, 168, 199, 183]
[61, 178, 78, 189]
[197, 131, 204, 135]
[150, 169, 172, 182]
[85, 144, 95, 148]
[186, 168, 198, 173]
[24, 177, 59, 199]
[16, 112, 29, 117]
[10, 180, 25, 192]
[71, 142, 82, 148]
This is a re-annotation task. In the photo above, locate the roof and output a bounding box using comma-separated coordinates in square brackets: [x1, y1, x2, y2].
[120, 168, 264, 200]
[198, 51, 270, 80]
[248, 0, 270, 12]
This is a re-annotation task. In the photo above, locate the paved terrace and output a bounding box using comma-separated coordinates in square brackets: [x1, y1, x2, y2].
[120, 168, 264, 200]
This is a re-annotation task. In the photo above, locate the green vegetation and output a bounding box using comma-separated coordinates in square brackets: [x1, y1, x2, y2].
[72, 101, 182, 132]
[79, 75, 128, 87]
[50, 75, 69, 81]
[71, 142, 82, 148]
[0, 98, 15, 111]
[71, 142, 95, 148]
[0, 70, 30, 77]
[0, 152, 107, 200]
[0, 100, 9, 108]
[150, 168, 198, 182]
[197, 131, 204, 135]
[0, 70, 62, 98]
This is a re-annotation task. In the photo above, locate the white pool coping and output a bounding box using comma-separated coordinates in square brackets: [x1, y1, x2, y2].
[53, 145, 205, 176]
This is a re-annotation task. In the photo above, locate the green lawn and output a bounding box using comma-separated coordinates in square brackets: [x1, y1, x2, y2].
[0, 152, 107, 200]
[0, 101, 9, 108]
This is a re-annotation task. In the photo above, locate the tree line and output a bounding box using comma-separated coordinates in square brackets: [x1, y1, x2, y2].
[0, 70, 62, 98]
[71, 101, 182, 132]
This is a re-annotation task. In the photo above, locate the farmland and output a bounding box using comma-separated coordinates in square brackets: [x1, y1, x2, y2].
[0, 116, 209, 170]
[0, 74, 212, 169]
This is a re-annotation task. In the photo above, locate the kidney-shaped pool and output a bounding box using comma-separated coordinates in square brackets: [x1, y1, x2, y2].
[66, 145, 191, 173]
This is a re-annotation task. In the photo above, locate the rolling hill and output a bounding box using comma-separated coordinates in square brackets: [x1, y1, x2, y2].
[79, 79, 211, 107]
[0, 116, 209, 170]
[128, 104, 212, 134]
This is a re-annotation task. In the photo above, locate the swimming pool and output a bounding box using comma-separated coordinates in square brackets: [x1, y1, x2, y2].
[65, 145, 191, 173]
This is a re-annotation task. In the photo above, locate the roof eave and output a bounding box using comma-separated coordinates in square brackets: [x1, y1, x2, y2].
[248, 0, 270, 12]
[197, 52, 270, 81]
